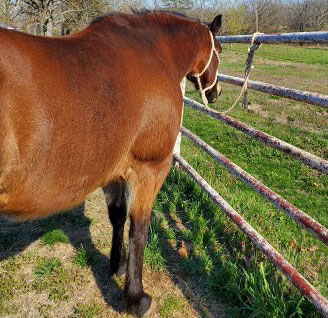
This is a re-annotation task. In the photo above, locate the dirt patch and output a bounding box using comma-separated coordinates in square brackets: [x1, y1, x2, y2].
[248, 101, 327, 134]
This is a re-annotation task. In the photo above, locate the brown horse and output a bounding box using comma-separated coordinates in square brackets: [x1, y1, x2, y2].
[0, 11, 222, 316]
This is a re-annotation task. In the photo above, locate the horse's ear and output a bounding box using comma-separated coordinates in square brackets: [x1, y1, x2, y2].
[209, 14, 222, 35]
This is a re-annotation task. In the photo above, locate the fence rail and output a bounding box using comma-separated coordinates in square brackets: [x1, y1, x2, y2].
[218, 74, 328, 108]
[217, 31, 328, 44]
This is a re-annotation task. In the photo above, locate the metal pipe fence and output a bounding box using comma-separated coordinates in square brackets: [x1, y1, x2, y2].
[181, 126, 328, 245]
[217, 32, 328, 44]
[183, 97, 328, 174]
[218, 74, 328, 109]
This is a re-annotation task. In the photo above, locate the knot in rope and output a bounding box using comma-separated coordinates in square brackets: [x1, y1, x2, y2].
[242, 32, 262, 109]
[220, 32, 263, 114]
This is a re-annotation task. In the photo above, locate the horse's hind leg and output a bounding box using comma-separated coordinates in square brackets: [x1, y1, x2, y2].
[125, 157, 171, 316]
[103, 182, 128, 276]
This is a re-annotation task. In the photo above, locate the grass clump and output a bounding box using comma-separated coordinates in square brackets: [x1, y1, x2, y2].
[72, 246, 93, 268]
[72, 302, 100, 318]
[159, 295, 183, 318]
[33, 257, 73, 301]
[144, 217, 165, 272]
[41, 229, 69, 246]
[242, 263, 304, 317]
[34, 257, 61, 278]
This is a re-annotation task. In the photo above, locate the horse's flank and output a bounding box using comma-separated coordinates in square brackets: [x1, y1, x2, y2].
[0, 12, 210, 220]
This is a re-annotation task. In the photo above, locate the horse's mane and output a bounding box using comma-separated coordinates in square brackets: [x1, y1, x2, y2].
[90, 10, 198, 26]
[131, 9, 190, 19]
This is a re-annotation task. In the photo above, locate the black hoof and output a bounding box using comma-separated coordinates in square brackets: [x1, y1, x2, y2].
[126, 293, 156, 317]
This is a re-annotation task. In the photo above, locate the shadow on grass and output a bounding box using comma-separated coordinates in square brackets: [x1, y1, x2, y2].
[0, 202, 124, 314]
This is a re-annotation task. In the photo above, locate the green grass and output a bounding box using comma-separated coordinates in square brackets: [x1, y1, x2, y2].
[220, 43, 328, 93]
[33, 257, 74, 301]
[144, 220, 165, 272]
[72, 302, 100, 318]
[222, 43, 328, 66]
[41, 229, 69, 246]
[34, 257, 62, 278]
[72, 246, 93, 268]
[159, 295, 183, 318]
[153, 169, 321, 317]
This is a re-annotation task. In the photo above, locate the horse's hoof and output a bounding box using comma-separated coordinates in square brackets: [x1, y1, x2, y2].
[126, 293, 156, 317]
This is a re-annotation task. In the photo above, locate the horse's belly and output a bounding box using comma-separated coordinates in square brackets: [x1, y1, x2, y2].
[0, 141, 124, 220]
[0, 169, 109, 220]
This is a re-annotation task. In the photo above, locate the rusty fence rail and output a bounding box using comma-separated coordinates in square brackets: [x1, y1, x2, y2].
[183, 97, 328, 174]
[174, 154, 328, 317]
[218, 74, 328, 109]
[181, 126, 328, 245]
[217, 31, 328, 44]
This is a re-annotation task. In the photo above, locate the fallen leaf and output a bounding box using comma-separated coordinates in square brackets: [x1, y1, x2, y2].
[178, 240, 188, 258]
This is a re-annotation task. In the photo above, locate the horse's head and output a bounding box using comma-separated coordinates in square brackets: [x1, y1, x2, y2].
[187, 15, 222, 105]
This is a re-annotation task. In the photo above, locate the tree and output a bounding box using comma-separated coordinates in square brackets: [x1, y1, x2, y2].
[289, 0, 311, 32]
[161, 0, 193, 13]
[192, 0, 208, 21]
[309, 0, 328, 30]
[223, 6, 249, 35]
[289, 0, 328, 32]
[0, 0, 15, 23]
[16, 0, 61, 35]
[7, 0, 108, 35]
[59, 0, 107, 33]
[243, 0, 285, 33]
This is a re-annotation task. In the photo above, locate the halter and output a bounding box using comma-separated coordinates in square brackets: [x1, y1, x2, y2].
[192, 30, 221, 107]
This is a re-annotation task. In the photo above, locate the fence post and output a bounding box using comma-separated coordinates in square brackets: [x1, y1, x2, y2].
[173, 78, 186, 167]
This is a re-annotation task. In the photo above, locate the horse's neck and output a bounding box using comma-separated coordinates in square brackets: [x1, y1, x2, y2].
[85, 14, 208, 83]
[158, 22, 208, 82]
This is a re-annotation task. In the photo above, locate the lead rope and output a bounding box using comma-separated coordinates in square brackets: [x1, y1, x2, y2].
[242, 32, 262, 109]
[192, 31, 262, 112]
[193, 30, 220, 108]
[221, 32, 262, 114]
